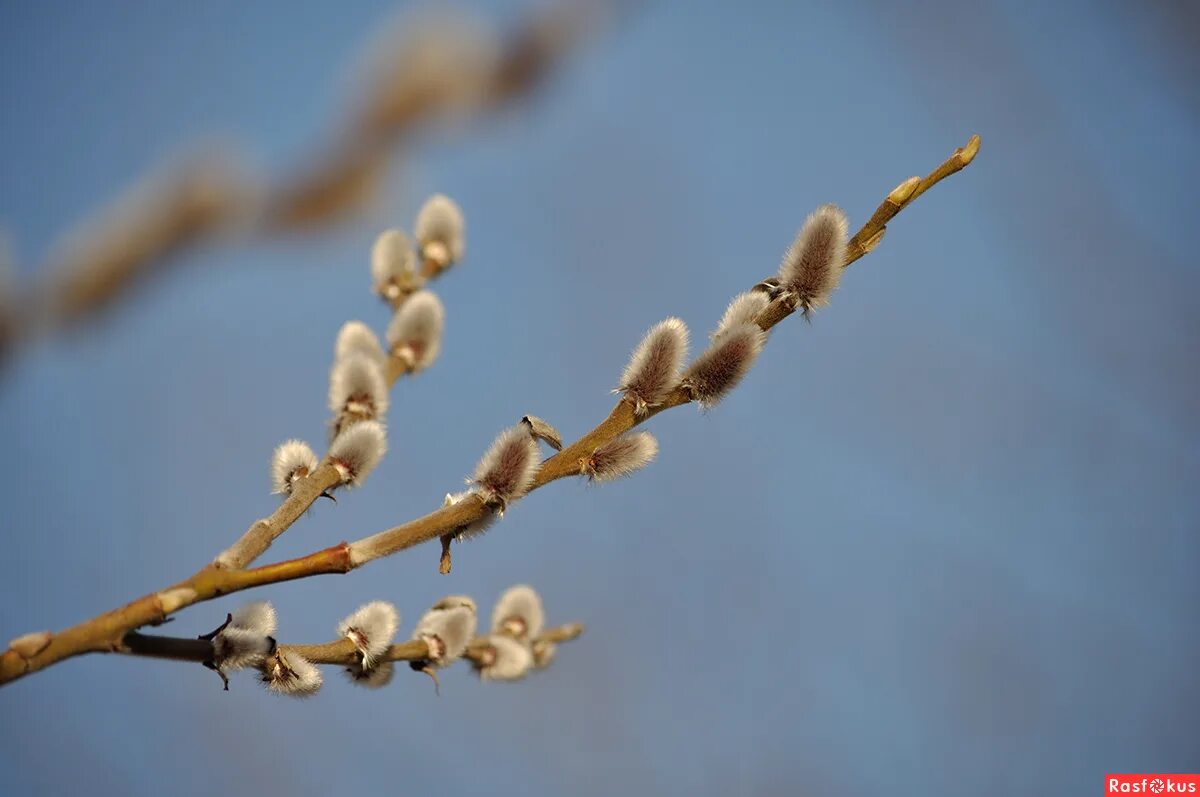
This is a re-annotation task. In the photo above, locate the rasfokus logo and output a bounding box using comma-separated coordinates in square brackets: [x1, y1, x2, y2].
[1107, 774, 1200, 794]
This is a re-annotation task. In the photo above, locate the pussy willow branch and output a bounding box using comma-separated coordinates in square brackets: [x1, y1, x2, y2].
[215, 260, 437, 571]
[0, 134, 979, 688]
[122, 622, 583, 668]
[0, 2, 607, 363]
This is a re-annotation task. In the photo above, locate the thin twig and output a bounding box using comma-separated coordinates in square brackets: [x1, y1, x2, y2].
[0, 135, 979, 687]
[119, 624, 580, 668]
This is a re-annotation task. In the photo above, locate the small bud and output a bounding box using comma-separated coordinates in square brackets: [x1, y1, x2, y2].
[337, 600, 399, 667]
[521, 415, 563, 451]
[7, 631, 52, 658]
[713, 292, 769, 339]
[371, 229, 418, 300]
[580, 432, 658, 483]
[443, 490, 497, 539]
[329, 353, 389, 423]
[212, 602, 277, 671]
[335, 321, 386, 367]
[263, 648, 323, 697]
[414, 605, 477, 666]
[531, 639, 556, 669]
[385, 289, 444, 372]
[777, 204, 849, 315]
[271, 440, 319, 495]
[490, 585, 544, 642]
[328, 420, 387, 486]
[681, 323, 766, 408]
[887, 176, 921, 205]
[345, 660, 395, 689]
[617, 318, 689, 415]
[414, 194, 465, 269]
[471, 426, 540, 509]
[473, 634, 533, 682]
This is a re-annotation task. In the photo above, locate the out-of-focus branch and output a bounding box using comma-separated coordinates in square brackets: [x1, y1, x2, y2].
[0, 135, 979, 688]
[0, 2, 608, 364]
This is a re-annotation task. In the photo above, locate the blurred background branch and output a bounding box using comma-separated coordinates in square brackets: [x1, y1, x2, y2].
[0, 1, 614, 368]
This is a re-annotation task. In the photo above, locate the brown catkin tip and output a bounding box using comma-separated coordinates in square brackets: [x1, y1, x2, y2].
[682, 323, 766, 408]
[777, 204, 849, 315]
[472, 426, 540, 506]
[581, 432, 658, 482]
[618, 317, 689, 414]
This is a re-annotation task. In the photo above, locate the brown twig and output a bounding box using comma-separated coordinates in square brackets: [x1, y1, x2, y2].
[0, 135, 979, 688]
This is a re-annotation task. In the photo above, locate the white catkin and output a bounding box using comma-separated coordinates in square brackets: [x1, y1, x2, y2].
[491, 585, 545, 641]
[471, 426, 540, 506]
[213, 601, 278, 671]
[777, 204, 849, 313]
[618, 318, 689, 413]
[713, 291, 769, 339]
[476, 634, 534, 682]
[328, 353, 389, 417]
[335, 321, 386, 367]
[345, 660, 395, 689]
[270, 440, 318, 494]
[337, 601, 399, 666]
[443, 491, 497, 539]
[414, 194, 465, 263]
[414, 605, 477, 665]
[328, 420, 388, 486]
[681, 323, 766, 408]
[583, 432, 658, 482]
[385, 289, 444, 371]
[371, 229, 417, 291]
[263, 649, 323, 697]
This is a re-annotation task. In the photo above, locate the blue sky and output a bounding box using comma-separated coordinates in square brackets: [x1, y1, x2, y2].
[1, 2, 1197, 795]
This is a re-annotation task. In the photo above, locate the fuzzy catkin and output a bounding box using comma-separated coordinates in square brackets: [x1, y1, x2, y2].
[271, 440, 318, 494]
[618, 318, 689, 414]
[475, 634, 534, 682]
[337, 601, 399, 666]
[371, 229, 417, 290]
[582, 432, 658, 482]
[472, 426, 540, 506]
[682, 323, 766, 408]
[414, 194, 465, 264]
[263, 649, 323, 697]
[491, 585, 545, 641]
[777, 204, 848, 314]
[335, 321, 386, 366]
[328, 420, 387, 486]
[414, 605, 477, 665]
[386, 289, 444, 371]
[713, 291, 769, 338]
[329, 353, 389, 417]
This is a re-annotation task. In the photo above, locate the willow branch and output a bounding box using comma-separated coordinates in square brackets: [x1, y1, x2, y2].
[0, 135, 979, 688]
[119, 624, 581, 668]
[214, 279, 433, 570]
